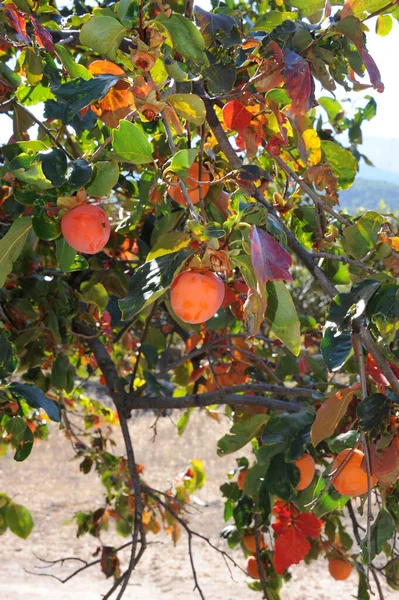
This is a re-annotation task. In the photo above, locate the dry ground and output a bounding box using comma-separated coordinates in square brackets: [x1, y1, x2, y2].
[0, 407, 396, 600]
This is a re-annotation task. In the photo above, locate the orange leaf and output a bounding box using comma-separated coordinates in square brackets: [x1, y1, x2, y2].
[362, 438, 399, 478]
[274, 527, 310, 575]
[311, 384, 360, 447]
[88, 60, 125, 76]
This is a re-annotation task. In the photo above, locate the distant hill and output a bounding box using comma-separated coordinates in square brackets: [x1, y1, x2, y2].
[340, 178, 399, 212]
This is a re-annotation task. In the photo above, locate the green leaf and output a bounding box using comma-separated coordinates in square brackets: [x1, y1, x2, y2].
[66, 158, 93, 191]
[86, 161, 120, 197]
[0, 326, 17, 379]
[80, 281, 109, 310]
[32, 207, 61, 241]
[265, 281, 301, 356]
[38, 148, 68, 187]
[5, 503, 34, 539]
[154, 13, 209, 67]
[253, 10, 298, 32]
[264, 453, 300, 500]
[80, 16, 127, 60]
[342, 211, 384, 259]
[361, 509, 395, 562]
[164, 149, 199, 177]
[147, 232, 191, 262]
[52, 75, 119, 122]
[386, 558, 399, 591]
[0, 217, 32, 288]
[54, 44, 92, 80]
[321, 141, 358, 189]
[14, 425, 34, 462]
[56, 237, 76, 273]
[376, 14, 393, 36]
[318, 97, 343, 123]
[167, 94, 206, 125]
[194, 7, 241, 49]
[6, 417, 27, 441]
[112, 121, 153, 165]
[217, 414, 269, 456]
[119, 249, 193, 321]
[328, 430, 359, 453]
[287, 0, 324, 17]
[15, 83, 56, 106]
[177, 408, 193, 436]
[321, 328, 353, 371]
[326, 280, 380, 332]
[10, 382, 61, 422]
[348, 0, 395, 17]
[357, 393, 389, 432]
[261, 409, 315, 460]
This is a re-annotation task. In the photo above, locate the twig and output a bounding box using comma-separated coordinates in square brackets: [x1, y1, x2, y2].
[6, 99, 74, 160]
[254, 513, 270, 600]
[315, 252, 377, 274]
[352, 331, 373, 585]
[129, 300, 158, 394]
[161, 112, 201, 223]
[271, 154, 350, 226]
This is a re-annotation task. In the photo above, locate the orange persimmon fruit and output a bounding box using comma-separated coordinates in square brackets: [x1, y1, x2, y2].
[246, 556, 263, 579]
[331, 448, 377, 497]
[237, 469, 248, 491]
[168, 162, 210, 206]
[295, 454, 316, 491]
[61, 205, 110, 254]
[243, 533, 265, 554]
[328, 558, 352, 581]
[170, 270, 225, 324]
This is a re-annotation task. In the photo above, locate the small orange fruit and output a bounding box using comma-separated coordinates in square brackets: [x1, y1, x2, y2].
[331, 448, 377, 497]
[328, 558, 352, 581]
[237, 469, 248, 491]
[295, 454, 316, 491]
[243, 533, 265, 554]
[170, 270, 225, 324]
[246, 556, 262, 579]
[61, 205, 110, 254]
[168, 162, 210, 206]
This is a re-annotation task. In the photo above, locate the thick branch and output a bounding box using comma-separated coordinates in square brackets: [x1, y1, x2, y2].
[125, 391, 303, 412]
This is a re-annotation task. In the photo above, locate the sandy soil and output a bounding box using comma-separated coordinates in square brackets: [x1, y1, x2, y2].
[0, 407, 395, 600]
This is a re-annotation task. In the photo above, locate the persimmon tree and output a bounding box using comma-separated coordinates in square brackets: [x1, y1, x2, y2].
[1, 0, 399, 598]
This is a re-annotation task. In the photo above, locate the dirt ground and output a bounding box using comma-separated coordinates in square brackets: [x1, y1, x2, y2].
[0, 407, 395, 600]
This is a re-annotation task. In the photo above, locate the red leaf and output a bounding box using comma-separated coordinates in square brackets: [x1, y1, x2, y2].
[222, 100, 252, 132]
[250, 226, 292, 283]
[31, 16, 54, 51]
[295, 513, 323, 539]
[336, 17, 384, 93]
[361, 438, 399, 477]
[4, 3, 30, 44]
[281, 51, 315, 116]
[274, 528, 310, 575]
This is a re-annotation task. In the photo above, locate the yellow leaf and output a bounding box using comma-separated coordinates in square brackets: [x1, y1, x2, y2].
[303, 128, 321, 166]
[167, 93, 206, 125]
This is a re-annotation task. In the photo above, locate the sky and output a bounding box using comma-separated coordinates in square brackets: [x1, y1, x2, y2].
[1, 0, 398, 174]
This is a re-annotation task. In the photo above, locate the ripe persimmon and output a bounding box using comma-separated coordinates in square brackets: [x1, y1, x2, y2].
[222, 100, 252, 132]
[243, 533, 265, 554]
[328, 558, 352, 581]
[237, 469, 248, 491]
[168, 162, 210, 206]
[246, 556, 263, 579]
[295, 454, 316, 491]
[61, 205, 110, 254]
[170, 270, 225, 324]
[331, 448, 377, 497]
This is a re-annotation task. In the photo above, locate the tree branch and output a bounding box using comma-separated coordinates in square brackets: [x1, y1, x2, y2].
[254, 513, 270, 600]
